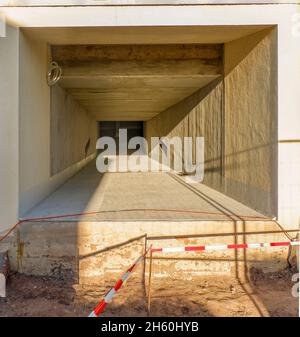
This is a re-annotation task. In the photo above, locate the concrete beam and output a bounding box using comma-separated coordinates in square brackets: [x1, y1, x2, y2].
[67, 87, 203, 100]
[60, 76, 218, 89]
[93, 113, 157, 121]
[57, 51, 222, 121]
[61, 59, 222, 81]
[52, 44, 222, 62]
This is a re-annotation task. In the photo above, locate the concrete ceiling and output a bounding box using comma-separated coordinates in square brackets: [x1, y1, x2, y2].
[53, 44, 223, 121]
[23, 25, 271, 121]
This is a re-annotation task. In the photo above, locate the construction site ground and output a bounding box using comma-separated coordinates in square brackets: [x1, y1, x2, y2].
[0, 266, 297, 317]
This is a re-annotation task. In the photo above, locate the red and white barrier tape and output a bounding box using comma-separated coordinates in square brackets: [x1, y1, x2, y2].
[0, 208, 273, 244]
[88, 245, 151, 317]
[151, 241, 300, 253]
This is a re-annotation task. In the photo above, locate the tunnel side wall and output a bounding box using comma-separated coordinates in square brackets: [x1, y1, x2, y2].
[223, 28, 278, 217]
[19, 32, 97, 217]
[145, 78, 223, 192]
[146, 29, 277, 218]
[50, 84, 97, 176]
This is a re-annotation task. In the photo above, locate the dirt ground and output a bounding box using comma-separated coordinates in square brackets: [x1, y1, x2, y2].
[0, 267, 298, 317]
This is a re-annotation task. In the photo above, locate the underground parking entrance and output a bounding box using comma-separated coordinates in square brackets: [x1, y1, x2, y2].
[0, 25, 298, 317]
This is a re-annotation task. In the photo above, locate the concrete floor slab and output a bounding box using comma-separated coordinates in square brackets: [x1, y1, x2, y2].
[24, 161, 267, 222]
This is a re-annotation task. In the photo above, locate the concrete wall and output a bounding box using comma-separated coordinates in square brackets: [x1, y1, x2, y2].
[51, 84, 97, 175]
[145, 78, 223, 192]
[146, 28, 278, 218]
[0, 25, 19, 233]
[6, 219, 294, 283]
[223, 28, 278, 217]
[19, 32, 97, 216]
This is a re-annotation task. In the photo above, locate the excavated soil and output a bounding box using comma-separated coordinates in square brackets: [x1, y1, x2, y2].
[0, 267, 298, 317]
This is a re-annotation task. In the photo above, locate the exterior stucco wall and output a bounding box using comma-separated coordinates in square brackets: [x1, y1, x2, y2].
[0, 25, 19, 233]
[223, 28, 278, 217]
[277, 11, 300, 230]
[51, 85, 97, 176]
[19, 32, 96, 217]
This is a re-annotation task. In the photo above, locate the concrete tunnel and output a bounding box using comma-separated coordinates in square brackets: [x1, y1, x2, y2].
[0, 22, 299, 285]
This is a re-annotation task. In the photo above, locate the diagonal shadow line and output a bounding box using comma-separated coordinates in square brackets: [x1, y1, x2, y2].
[79, 234, 147, 260]
[167, 172, 292, 240]
[168, 172, 245, 221]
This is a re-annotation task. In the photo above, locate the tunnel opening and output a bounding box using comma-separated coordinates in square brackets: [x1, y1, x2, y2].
[99, 121, 144, 155]
[35, 33, 278, 221]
